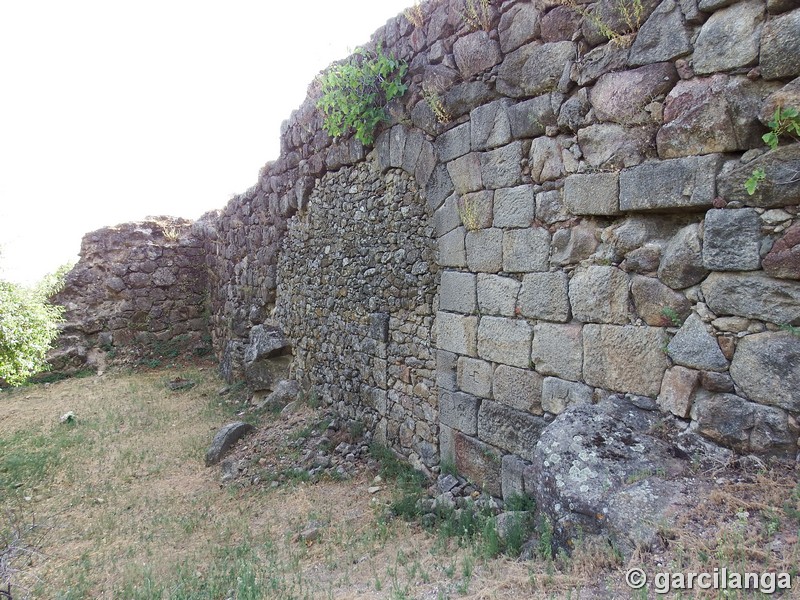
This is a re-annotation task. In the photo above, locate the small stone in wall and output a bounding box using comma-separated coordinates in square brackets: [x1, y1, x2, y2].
[763, 223, 800, 280]
[667, 313, 729, 372]
[658, 223, 708, 290]
[658, 366, 700, 418]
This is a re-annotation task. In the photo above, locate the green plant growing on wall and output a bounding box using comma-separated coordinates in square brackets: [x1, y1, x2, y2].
[317, 45, 409, 146]
[562, 0, 644, 47]
[404, 2, 424, 28]
[745, 106, 800, 195]
[423, 90, 451, 125]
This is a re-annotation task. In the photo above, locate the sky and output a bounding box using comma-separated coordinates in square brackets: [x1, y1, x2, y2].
[0, 0, 414, 285]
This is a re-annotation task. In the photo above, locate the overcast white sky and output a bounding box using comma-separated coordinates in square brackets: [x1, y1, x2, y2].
[0, 0, 413, 285]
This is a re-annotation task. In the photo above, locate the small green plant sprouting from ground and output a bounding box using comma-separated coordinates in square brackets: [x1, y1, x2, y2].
[661, 306, 683, 327]
[317, 45, 408, 146]
[462, 0, 491, 32]
[745, 106, 800, 195]
[423, 90, 452, 125]
[780, 324, 800, 337]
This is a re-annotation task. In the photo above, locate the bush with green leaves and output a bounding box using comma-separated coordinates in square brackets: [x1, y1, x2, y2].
[317, 45, 408, 146]
[0, 270, 67, 386]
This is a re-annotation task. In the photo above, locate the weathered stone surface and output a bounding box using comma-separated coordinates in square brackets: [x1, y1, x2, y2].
[702, 208, 761, 271]
[531, 323, 583, 381]
[575, 43, 630, 86]
[433, 194, 461, 237]
[763, 223, 800, 280]
[760, 8, 800, 79]
[477, 400, 548, 461]
[541, 5, 582, 41]
[426, 163, 455, 210]
[244, 325, 292, 389]
[437, 350, 459, 392]
[629, 0, 692, 65]
[557, 89, 591, 132]
[577, 123, 655, 169]
[458, 191, 494, 230]
[767, 0, 800, 14]
[518, 272, 571, 322]
[499, 2, 542, 53]
[536, 189, 569, 225]
[530, 396, 694, 556]
[480, 142, 523, 189]
[477, 274, 521, 316]
[718, 145, 800, 208]
[438, 226, 466, 268]
[444, 81, 499, 120]
[501, 455, 529, 501]
[471, 100, 512, 151]
[730, 331, 800, 412]
[667, 313, 729, 372]
[436, 311, 478, 356]
[447, 153, 483, 195]
[551, 224, 600, 267]
[493, 185, 535, 228]
[620, 154, 722, 211]
[590, 63, 678, 125]
[569, 266, 631, 325]
[583, 324, 670, 396]
[497, 41, 576, 98]
[760, 78, 800, 133]
[503, 227, 551, 273]
[564, 172, 620, 215]
[453, 30, 502, 78]
[454, 432, 503, 498]
[701, 272, 800, 325]
[657, 76, 780, 158]
[692, 392, 798, 455]
[440, 271, 477, 314]
[541, 376, 593, 414]
[631, 275, 692, 326]
[466, 228, 503, 273]
[435, 123, 471, 162]
[692, 0, 765, 74]
[507, 95, 558, 140]
[457, 357, 493, 399]
[493, 365, 544, 413]
[701, 370, 736, 393]
[529, 136, 566, 183]
[658, 366, 700, 418]
[206, 422, 254, 466]
[658, 224, 708, 289]
[477, 316, 533, 368]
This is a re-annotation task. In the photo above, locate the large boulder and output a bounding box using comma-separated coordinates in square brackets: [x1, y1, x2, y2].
[528, 396, 702, 557]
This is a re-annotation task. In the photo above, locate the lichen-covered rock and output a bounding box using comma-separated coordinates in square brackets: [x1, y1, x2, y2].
[702, 208, 762, 271]
[529, 396, 696, 556]
[730, 331, 800, 412]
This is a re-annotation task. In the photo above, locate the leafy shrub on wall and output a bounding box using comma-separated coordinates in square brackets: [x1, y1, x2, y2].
[317, 45, 408, 146]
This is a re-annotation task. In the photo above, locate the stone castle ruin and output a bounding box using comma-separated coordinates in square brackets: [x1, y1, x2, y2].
[51, 0, 800, 552]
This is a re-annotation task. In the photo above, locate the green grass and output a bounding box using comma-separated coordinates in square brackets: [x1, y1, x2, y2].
[0, 422, 87, 493]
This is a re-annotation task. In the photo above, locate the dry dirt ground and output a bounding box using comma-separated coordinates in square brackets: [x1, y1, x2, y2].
[1, 361, 799, 599]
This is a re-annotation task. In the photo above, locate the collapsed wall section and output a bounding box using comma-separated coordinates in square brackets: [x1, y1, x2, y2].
[51, 218, 209, 372]
[274, 163, 439, 466]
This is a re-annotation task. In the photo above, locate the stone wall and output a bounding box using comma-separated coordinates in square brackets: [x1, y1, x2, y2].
[53, 0, 800, 494]
[274, 163, 439, 467]
[51, 218, 210, 371]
